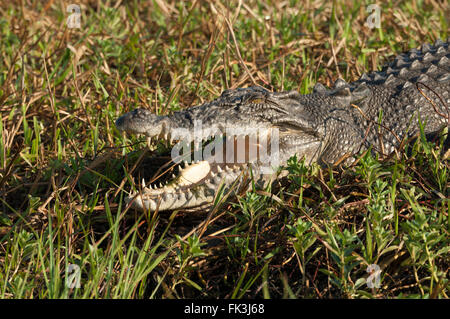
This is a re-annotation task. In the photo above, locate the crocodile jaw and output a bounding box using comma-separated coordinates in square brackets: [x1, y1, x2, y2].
[126, 160, 252, 211]
[115, 87, 323, 212]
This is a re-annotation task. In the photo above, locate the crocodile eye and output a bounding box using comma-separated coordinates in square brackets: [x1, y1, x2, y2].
[249, 98, 264, 104]
[221, 89, 233, 97]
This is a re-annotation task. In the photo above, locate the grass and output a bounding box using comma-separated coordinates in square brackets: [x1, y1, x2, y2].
[0, 0, 448, 298]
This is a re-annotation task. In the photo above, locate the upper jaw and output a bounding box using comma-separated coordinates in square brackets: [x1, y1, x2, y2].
[115, 106, 274, 144]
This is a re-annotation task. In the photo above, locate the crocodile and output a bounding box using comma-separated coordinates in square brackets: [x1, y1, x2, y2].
[116, 39, 449, 212]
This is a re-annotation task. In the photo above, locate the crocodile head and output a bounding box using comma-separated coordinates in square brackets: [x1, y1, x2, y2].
[116, 40, 450, 212]
[115, 86, 343, 212]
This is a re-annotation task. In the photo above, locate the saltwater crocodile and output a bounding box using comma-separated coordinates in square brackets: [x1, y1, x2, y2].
[116, 39, 449, 212]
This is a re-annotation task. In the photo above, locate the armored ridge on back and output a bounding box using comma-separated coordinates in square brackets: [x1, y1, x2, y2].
[116, 39, 449, 212]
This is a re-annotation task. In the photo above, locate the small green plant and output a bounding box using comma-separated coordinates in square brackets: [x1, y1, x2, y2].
[286, 218, 320, 288]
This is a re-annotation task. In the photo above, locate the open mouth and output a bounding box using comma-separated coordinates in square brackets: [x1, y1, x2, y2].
[124, 123, 324, 211]
[116, 107, 323, 211]
[126, 132, 272, 211]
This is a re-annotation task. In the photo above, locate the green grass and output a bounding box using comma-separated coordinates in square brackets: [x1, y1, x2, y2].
[0, 0, 448, 298]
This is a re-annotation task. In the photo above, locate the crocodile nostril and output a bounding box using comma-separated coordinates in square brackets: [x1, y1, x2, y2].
[115, 115, 126, 131]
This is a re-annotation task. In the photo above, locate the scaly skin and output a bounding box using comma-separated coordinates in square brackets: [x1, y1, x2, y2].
[116, 40, 449, 212]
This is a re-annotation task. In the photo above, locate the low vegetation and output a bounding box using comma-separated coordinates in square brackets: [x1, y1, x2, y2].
[0, 0, 448, 298]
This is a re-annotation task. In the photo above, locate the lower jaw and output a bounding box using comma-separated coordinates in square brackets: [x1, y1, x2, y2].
[126, 131, 287, 212]
[126, 187, 216, 212]
[126, 160, 252, 212]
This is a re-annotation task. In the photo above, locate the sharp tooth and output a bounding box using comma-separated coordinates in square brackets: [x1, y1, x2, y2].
[146, 137, 152, 147]
[217, 166, 223, 173]
[177, 192, 186, 203]
[172, 173, 177, 179]
[183, 160, 188, 167]
[210, 171, 216, 178]
[159, 182, 163, 188]
[142, 177, 146, 186]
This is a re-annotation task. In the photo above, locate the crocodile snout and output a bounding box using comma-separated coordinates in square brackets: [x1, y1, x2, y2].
[116, 108, 168, 136]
